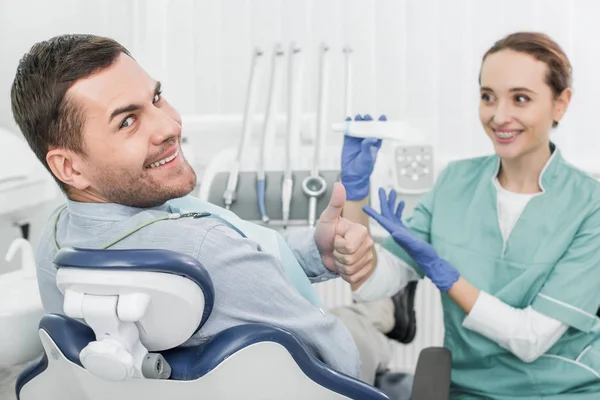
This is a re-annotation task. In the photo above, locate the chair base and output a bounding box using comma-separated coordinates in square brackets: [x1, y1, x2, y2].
[17, 315, 391, 400]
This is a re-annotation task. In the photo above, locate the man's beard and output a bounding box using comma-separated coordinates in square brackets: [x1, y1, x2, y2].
[94, 162, 197, 208]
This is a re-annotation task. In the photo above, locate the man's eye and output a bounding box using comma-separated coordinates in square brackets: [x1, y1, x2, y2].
[153, 91, 162, 104]
[120, 116, 135, 129]
[480, 93, 495, 102]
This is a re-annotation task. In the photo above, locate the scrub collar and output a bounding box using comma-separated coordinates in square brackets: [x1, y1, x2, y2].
[490, 142, 562, 193]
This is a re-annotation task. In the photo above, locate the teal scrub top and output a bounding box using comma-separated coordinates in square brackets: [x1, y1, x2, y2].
[381, 144, 600, 399]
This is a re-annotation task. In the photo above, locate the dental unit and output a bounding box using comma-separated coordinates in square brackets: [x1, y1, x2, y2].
[0, 128, 56, 367]
[0, 238, 44, 367]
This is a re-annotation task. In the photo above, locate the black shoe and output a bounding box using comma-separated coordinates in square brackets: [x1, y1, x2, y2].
[386, 280, 417, 344]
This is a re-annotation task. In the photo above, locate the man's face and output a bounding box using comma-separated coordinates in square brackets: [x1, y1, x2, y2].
[67, 53, 196, 207]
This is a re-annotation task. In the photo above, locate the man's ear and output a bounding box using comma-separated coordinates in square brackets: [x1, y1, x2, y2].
[46, 149, 91, 191]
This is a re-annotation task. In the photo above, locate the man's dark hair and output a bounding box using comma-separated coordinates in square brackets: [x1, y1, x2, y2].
[11, 34, 131, 193]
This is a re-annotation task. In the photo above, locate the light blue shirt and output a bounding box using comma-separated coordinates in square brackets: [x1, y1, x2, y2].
[35, 199, 361, 378]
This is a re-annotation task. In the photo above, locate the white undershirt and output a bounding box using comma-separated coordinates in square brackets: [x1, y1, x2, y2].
[494, 177, 535, 243]
[354, 178, 569, 363]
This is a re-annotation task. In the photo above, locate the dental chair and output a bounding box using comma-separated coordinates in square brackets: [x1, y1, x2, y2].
[15, 247, 451, 400]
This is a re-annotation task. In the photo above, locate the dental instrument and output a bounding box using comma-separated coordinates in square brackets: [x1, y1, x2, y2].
[302, 43, 329, 227]
[343, 46, 353, 118]
[332, 117, 414, 141]
[223, 48, 263, 210]
[282, 43, 304, 229]
[257, 43, 285, 223]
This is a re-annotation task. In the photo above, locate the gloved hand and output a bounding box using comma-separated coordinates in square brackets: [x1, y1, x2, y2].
[362, 188, 460, 292]
[341, 114, 383, 201]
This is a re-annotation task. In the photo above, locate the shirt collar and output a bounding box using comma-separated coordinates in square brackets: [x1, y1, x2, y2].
[66, 200, 172, 221]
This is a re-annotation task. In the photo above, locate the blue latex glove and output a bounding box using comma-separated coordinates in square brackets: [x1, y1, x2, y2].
[362, 188, 460, 292]
[340, 114, 383, 201]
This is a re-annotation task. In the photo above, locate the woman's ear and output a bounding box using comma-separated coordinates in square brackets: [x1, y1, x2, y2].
[553, 88, 572, 124]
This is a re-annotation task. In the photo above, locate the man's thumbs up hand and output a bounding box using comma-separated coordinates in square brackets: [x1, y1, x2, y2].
[314, 182, 375, 287]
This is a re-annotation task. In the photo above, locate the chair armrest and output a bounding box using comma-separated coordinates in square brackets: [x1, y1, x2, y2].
[411, 347, 451, 400]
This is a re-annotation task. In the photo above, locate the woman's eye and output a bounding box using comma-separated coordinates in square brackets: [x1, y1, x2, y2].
[153, 91, 162, 104]
[120, 116, 135, 129]
[515, 94, 530, 103]
[481, 93, 494, 102]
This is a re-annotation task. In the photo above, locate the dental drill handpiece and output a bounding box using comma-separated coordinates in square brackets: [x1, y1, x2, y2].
[343, 45, 353, 119]
[282, 43, 303, 229]
[306, 43, 330, 227]
[224, 48, 263, 210]
[257, 43, 285, 223]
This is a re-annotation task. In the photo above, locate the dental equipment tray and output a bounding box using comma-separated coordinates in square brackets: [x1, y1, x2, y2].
[207, 170, 341, 226]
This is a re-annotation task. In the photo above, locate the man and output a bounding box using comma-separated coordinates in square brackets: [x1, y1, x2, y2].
[11, 34, 415, 394]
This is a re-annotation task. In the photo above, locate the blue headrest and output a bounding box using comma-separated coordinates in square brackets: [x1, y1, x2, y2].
[17, 315, 389, 400]
[53, 247, 215, 330]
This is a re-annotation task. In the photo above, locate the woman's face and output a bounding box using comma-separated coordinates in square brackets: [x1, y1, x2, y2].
[479, 49, 570, 160]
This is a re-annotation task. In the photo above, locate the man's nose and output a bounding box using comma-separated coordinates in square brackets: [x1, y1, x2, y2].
[149, 108, 181, 145]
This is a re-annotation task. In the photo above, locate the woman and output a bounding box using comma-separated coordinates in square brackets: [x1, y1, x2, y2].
[341, 32, 600, 399]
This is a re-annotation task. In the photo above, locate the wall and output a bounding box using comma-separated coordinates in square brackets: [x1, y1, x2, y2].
[3, 0, 599, 233]
[119, 0, 600, 173]
[2, 1, 600, 172]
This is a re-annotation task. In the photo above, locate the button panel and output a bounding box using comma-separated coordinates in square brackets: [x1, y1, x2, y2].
[393, 145, 434, 192]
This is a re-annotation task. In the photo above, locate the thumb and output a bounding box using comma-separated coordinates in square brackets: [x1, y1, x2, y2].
[360, 137, 382, 160]
[319, 182, 346, 223]
[360, 137, 382, 152]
